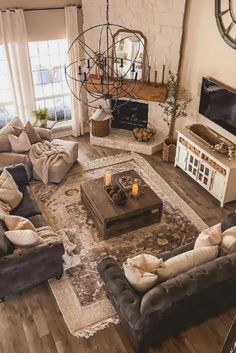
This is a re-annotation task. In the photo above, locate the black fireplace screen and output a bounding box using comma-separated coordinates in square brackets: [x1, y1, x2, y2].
[111, 99, 148, 130]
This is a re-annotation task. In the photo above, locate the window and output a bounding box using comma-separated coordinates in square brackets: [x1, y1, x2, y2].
[0, 45, 16, 128]
[28, 39, 71, 122]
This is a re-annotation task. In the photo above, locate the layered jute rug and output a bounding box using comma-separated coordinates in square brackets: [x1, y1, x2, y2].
[30, 153, 207, 339]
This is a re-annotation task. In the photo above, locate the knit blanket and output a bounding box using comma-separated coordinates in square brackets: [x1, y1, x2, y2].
[29, 140, 74, 184]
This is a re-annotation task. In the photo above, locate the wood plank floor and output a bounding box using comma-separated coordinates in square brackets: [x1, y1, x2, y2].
[1, 133, 236, 353]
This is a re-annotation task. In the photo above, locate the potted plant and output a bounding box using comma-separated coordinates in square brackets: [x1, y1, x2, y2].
[32, 107, 49, 127]
[159, 71, 192, 162]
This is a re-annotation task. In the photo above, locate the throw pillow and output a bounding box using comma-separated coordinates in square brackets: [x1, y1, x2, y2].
[3, 215, 36, 231]
[0, 222, 15, 256]
[194, 223, 222, 249]
[156, 246, 219, 282]
[123, 254, 163, 293]
[0, 117, 24, 152]
[220, 226, 236, 254]
[0, 169, 23, 209]
[24, 121, 42, 144]
[8, 131, 31, 153]
[4, 229, 43, 247]
[124, 264, 158, 293]
[221, 212, 236, 232]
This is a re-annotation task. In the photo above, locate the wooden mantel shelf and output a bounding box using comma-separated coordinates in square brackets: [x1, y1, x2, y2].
[83, 74, 167, 103]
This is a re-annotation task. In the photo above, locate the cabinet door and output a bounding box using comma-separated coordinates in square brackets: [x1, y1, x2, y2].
[196, 161, 213, 190]
[186, 153, 200, 180]
[210, 171, 226, 201]
[175, 143, 188, 170]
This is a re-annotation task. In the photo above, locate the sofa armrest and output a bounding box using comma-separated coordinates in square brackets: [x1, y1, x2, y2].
[98, 257, 142, 330]
[35, 127, 52, 141]
[140, 251, 236, 317]
[0, 240, 64, 298]
[157, 241, 195, 261]
[0, 153, 31, 179]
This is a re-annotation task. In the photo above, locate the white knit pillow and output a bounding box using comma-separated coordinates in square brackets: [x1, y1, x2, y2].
[5, 229, 43, 247]
[157, 246, 219, 282]
[0, 169, 22, 209]
[8, 130, 31, 153]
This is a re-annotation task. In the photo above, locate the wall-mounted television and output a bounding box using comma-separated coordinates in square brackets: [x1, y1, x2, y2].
[199, 77, 236, 135]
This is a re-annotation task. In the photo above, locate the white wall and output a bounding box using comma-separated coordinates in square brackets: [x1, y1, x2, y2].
[82, 0, 186, 132]
[180, 0, 236, 144]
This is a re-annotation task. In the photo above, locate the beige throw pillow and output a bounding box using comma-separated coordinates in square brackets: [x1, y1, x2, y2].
[4, 229, 43, 247]
[0, 117, 24, 152]
[220, 226, 236, 254]
[123, 254, 163, 293]
[157, 246, 219, 282]
[194, 223, 222, 249]
[8, 130, 31, 153]
[3, 215, 36, 231]
[0, 169, 23, 209]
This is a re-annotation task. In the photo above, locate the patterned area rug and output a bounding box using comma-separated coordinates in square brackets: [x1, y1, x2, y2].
[30, 153, 207, 339]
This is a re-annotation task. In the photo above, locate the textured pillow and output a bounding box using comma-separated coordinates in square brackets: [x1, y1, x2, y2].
[24, 121, 42, 144]
[4, 229, 43, 247]
[194, 223, 222, 249]
[0, 169, 23, 209]
[123, 254, 163, 293]
[3, 215, 36, 231]
[0, 233, 15, 256]
[8, 131, 31, 153]
[0, 117, 24, 152]
[157, 246, 219, 282]
[220, 226, 236, 254]
[124, 264, 158, 293]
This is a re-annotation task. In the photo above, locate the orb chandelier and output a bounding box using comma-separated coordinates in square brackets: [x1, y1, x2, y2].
[65, 0, 149, 110]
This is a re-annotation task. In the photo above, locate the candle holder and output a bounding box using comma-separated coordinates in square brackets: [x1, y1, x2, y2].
[104, 172, 113, 188]
[131, 178, 141, 199]
[154, 70, 158, 87]
[162, 64, 166, 85]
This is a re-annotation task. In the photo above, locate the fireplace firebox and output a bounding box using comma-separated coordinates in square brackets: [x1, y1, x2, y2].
[111, 99, 148, 131]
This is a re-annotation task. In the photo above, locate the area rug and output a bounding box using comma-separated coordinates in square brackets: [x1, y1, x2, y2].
[30, 152, 207, 339]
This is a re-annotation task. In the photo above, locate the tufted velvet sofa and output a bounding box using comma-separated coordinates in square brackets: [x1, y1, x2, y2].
[98, 214, 236, 352]
[0, 164, 64, 301]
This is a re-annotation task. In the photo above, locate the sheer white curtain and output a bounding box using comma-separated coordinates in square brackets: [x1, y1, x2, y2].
[65, 5, 84, 136]
[0, 9, 35, 123]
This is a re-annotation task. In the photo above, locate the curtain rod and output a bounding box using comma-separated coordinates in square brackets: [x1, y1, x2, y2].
[0, 5, 82, 12]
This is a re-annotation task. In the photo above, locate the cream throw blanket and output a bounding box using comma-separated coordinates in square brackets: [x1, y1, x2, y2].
[29, 140, 74, 184]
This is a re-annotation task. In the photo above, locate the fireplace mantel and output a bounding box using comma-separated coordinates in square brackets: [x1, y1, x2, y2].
[84, 74, 167, 103]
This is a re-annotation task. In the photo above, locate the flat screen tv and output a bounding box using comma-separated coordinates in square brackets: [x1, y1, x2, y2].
[199, 77, 236, 135]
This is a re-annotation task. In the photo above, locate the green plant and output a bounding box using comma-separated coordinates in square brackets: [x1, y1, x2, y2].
[32, 107, 49, 121]
[159, 71, 192, 144]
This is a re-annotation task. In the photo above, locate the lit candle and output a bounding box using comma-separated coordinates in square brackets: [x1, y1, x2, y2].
[131, 178, 141, 198]
[104, 172, 113, 187]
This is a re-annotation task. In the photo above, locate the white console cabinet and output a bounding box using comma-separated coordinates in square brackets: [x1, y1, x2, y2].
[175, 128, 236, 207]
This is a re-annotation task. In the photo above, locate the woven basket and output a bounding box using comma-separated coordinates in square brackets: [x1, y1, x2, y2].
[90, 118, 110, 137]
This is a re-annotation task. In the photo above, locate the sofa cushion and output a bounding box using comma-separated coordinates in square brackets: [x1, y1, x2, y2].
[28, 214, 46, 228]
[0, 169, 23, 209]
[5, 229, 43, 247]
[156, 246, 219, 282]
[194, 223, 222, 249]
[0, 117, 24, 152]
[12, 185, 41, 218]
[25, 122, 42, 144]
[0, 221, 15, 257]
[8, 131, 31, 153]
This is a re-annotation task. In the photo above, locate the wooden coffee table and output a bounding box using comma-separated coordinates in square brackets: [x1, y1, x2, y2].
[80, 169, 163, 238]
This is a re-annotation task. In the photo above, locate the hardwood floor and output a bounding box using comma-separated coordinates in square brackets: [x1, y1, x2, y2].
[1, 133, 236, 353]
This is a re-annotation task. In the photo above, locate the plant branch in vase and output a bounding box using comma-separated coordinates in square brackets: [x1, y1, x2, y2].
[159, 71, 192, 162]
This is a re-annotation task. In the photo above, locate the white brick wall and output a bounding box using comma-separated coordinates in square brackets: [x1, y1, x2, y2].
[81, 0, 186, 132]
